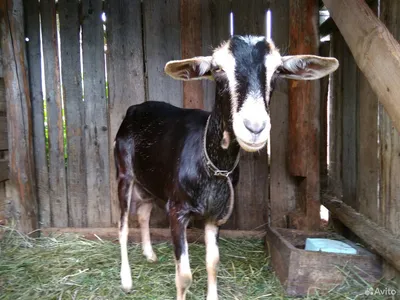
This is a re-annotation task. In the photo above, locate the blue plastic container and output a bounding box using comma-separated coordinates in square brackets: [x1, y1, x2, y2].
[305, 238, 357, 255]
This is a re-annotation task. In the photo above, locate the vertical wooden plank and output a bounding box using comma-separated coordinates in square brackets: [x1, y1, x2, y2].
[230, 0, 269, 230]
[357, 0, 379, 224]
[201, 0, 231, 112]
[328, 31, 343, 197]
[40, 0, 68, 227]
[105, 0, 168, 228]
[269, 0, 296, 228]
[287, 0, 320, 230]
[0, 0, 38, 232]
[232, 0, 268, 36]
[0, 55, 7, 226]
[143, 0, 182, 107]
[288, 0, 318, 178]
[319, 41, 330, 184]
[24, 0, 50, 227]
[379, 0, 400, 281]
[81, 0, 111, 227]
[327, 31, 348, 234]
[357, 72, 378, 221]
[58, 0, 86, 227]
[181, 0, 203, 109]
[341, 43, 358, 210]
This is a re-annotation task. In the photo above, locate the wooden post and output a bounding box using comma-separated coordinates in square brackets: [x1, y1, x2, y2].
[269, 0, 297, 228]
[379, 0, 400, 281]
[323, 0, 400, 133]
[0, 0, 38, 232]
[288, 0, 320, 230]
[181, 0, 203, 109]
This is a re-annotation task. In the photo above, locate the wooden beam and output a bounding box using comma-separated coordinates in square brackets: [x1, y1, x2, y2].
[322, 196, 400, 273]
[323, 0, 400, 133]
[319, 1, 376, 37]
[0, 0, 38, 232]
[39, 227, 266, 243]
[288, 0, 320, 230]
[181, 0, 203, 109]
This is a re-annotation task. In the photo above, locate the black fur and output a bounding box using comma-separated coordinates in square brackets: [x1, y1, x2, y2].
[229, 36, 269, 110]
[114, 36, 272, 261]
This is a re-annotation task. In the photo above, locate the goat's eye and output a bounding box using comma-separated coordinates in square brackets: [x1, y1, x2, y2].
[214, 67, 225, 73]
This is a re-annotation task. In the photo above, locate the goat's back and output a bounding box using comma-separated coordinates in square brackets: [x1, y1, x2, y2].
[115, 101, 209, 201]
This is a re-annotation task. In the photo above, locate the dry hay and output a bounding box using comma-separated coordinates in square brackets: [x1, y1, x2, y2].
[0, 226, 397, 300]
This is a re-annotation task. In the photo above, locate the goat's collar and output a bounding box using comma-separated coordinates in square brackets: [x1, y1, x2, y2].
[203, 115, 240, 178]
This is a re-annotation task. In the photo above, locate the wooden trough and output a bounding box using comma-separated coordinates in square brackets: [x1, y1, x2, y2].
[266, 226, 382, 296]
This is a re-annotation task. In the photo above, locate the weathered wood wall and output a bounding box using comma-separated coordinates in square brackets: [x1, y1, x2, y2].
[0, 0, 38, 232]
[0, 39, 8, 226]
[327, 0, 400, 280]
[21, 0, 281, 231]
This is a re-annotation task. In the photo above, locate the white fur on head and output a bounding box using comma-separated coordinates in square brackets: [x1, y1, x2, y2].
[164, 37, 340, 154]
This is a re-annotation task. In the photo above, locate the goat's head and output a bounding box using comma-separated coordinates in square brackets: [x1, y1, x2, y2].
[165, 35, 339, 152]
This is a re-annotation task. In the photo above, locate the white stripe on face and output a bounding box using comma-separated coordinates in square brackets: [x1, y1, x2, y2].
[212, 41, 238, 117]
[232, 41, 280, 151]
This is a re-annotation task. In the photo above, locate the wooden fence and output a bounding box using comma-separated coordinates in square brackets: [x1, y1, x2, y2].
[21, 0, 294, 230]
[0, 50, 8, 225]
[324, 0, 400, 279]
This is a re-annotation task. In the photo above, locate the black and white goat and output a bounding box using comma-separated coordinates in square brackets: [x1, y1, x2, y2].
[114, 35, 338, 300]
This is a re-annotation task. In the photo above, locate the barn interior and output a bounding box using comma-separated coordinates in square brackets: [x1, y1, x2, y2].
[0, 0, 399, 299]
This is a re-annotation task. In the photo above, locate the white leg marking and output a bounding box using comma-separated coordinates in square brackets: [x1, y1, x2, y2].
[119, 214, 132, 292]
[205, 223, 220, 300]
[138, 202, 157, 262]
[175, 241, 192, 300]
[120, 182, 133, 292]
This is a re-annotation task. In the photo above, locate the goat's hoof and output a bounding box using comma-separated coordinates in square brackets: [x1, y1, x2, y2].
[120, 269, 133, 292]
[121, 279, 132, 293]
[206, 293, 218, 300]
[144, 251, 158, 263]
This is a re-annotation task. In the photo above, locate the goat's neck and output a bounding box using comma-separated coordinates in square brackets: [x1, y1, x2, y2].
[205, 89, 240, 171]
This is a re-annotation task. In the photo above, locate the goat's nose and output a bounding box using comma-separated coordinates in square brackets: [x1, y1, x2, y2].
[243, 119, 266, 135]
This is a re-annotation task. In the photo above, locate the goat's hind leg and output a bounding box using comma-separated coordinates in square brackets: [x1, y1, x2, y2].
[169, 205, 192, 300]
[133, 184, 157, 262]
[118, 172, 134, 292]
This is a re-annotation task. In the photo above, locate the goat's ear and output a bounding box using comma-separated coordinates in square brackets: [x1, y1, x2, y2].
[277, 55, 339, 80]
[164, 56, 213, 81]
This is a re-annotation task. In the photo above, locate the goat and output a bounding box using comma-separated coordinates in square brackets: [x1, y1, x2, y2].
[114, 35, 339, 300]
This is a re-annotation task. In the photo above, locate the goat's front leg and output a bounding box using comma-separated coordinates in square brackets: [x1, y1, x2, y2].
[205, 223, 220, 300]
[169, 205, 192, 300]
